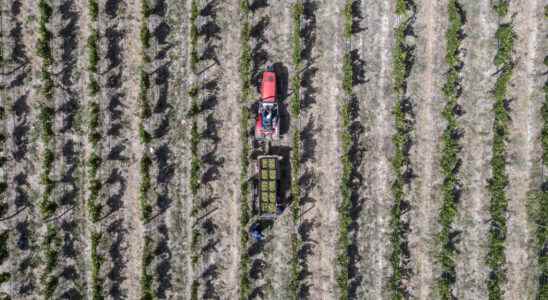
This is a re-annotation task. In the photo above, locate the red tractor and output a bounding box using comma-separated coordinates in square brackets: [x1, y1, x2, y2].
[255, 66, 280, 143]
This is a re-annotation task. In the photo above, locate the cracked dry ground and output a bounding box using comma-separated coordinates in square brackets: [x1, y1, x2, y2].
[0, 0, 546, 299]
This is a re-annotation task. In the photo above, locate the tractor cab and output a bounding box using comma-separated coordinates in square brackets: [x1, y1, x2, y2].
[259, 103, 278, 131]
[255, 67, 280, 141]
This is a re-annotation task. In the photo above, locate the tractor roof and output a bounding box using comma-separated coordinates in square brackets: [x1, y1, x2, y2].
[261, 71, 276, 102]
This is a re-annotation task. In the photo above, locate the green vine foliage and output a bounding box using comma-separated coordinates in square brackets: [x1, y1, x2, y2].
[90, 232, 104, 300]
[190, 0, 199, 71]
[140, 237, 154, 300]
[538, 55, 548, 300]
[437, 1, 464, 298]
[336, 1, 355, 298]
[239, 2, 252, 299]
[37, 0, 57, 219]
[0, 231, 7, 286]
[289, 2, 304, 298]
[138, 29, 152, 223]
[390, 1, 415, 298]
[41, 224, 61, 298]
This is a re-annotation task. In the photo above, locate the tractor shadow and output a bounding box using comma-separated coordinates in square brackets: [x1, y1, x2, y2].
[10, 1, 27, 65]
[301, 0, 318, 111]
[107, 218, 128, 298]
[251, 16, 269, 82]
[155, 224, 172, 298]
[270, 145, 291, 210]
[250, 0, 268, 12]
[12, 94, 30, 162]
[271, 62, 290, 135]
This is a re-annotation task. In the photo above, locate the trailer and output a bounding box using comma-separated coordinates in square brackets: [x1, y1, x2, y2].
[249, 155, 282, 241]
[252, 155, 282, 219]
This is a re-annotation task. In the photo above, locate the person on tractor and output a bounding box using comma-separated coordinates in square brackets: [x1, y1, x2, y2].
[262, 106, 274, 129]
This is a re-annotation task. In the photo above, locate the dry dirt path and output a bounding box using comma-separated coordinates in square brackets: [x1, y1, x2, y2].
[504, 0, 545, 298]
[199, 0, 242, 298]
[303, 0, 344, 298]
[455, 0, 498, 299]
[120, 0, 144, 298]
[407, 0, 447, 298]
[355, 0, 395, 298]
[160, 0, 191, 298]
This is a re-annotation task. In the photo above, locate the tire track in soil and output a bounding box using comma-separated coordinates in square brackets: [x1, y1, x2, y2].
[162, 0, 190, 298]
[118, 0, 144, 298]
[303, 0, 343, 298]
[355, 0, 395, 298]
[51, 0, 86, 296]
[455, 0, 498, 299]
[504, 0, 544, 298]
[250, 1, 294, 299]
[2, 0, 39, 297]
[407, 0, 447, 298]
[97, 0, 139, 297]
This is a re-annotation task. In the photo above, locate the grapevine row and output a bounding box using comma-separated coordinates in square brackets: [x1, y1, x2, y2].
[390, 0, 415, 298]
[0, 4, 8, 291]
[289, 1, 303, 298]
[0, 232, 8, 286]
[139, 1, 154, 299]
[239, 1, 252, 298]
[188, 1, 201, 298]
[37, 1, 61, 297]
[437, 1, 464, 298]
[86, 0, 104, 298]
[537, 7, 548, 298]
[37, 0, 56, 218]
[486, 1, 513, 298]
[138, 0, 153, 223]
[336, 1, 354, 298]
[0, 1, 6, 217]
